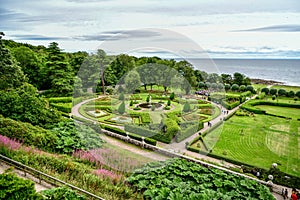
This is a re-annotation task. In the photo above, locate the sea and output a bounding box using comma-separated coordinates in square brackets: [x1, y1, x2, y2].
[187, 59, 300, 86]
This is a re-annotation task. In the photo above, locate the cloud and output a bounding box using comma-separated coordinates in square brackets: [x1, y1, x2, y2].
[73, 30, 161, 41]
[233, 24, 300, 32]
[10, 34, 68, 41]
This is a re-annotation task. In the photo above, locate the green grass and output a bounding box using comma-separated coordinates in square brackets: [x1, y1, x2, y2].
[252, 83, 268, 91]
[260, 96, 300, 104]
[209, 114, 300, 177]
[255, 105, 300, 119]
[271, 85, 300, 92]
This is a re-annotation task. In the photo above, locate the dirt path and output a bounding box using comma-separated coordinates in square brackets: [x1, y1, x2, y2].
[0, 161, 53, 192]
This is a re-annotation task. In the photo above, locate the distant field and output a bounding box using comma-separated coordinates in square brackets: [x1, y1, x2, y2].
[271, 85, 300, 92]
[210, 114, 300, 177]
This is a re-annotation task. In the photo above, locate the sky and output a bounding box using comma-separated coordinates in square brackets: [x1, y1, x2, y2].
[1, 0, 300, 58]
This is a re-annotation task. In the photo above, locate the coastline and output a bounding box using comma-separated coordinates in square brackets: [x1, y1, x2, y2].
[250, 78, 283, 85]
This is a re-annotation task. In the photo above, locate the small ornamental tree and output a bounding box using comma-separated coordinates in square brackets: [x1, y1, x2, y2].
[296, 91, 300, 98]
[119, 92, 125, 100]
[278, 89, 287, 96]
[129, 100, 133, 106]
[239, 85, 246, 92]
[287, 90, 295, 97]
[118, 101, 125, 114]
[198, 82, 205, 89]
[261, 87, 269, 95]
[146, 95, 150, 103]
[272, 95, 276, 101]
[270, 88, 277, 95]
[170, 92, 175, 100]
[224, 84, 231, 91]
[167, 99, 171, 106]
[183, 101, 191, 112]
[231, 84, 239, 91]
[246, 85, 254, 93]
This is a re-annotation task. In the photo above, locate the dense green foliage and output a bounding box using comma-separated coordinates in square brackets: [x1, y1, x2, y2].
[51, 120, 104, 153]
[127, 158, 275, 200]
[42, 187, 86, 200]
[0, 172, 43, 200]
[0, 115, 57, 151]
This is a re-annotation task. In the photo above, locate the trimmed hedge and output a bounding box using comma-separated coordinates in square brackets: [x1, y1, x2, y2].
[176, 122, 204, 142]
[124, 124, 157, 138]
[50, 103, 72, 113]
[48, 97, 73, 103]
[101, 125, 126, 136]
[127, 132, 157, 146]
[221, 100, 240, 110]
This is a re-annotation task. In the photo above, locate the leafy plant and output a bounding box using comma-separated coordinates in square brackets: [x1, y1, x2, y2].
[42, 187, 86, 200]
[127, 158, 275, 200]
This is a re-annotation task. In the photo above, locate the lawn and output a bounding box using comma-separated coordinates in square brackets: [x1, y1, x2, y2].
[271, 85, 300, 92]
[209, 114, 300, 177]
[255, 105, 300, 119]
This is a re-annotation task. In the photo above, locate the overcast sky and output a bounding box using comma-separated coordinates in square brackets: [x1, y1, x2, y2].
[1, 0, 300, 58]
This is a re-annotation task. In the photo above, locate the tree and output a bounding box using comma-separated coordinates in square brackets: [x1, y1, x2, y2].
[118, 92, 125, 100]
[170, 92, 175, 100]
[296, 91, 300, 98]
[207, 73, 221, 83]
[233, 72, 244, 85]
[246, 85, 254, 93]
[11, 46, 42, 88]
[270, 88, 277, 95]
[44, 42, 74, 96]
[198, 82, 205, 89]
[0, 83, 61, 127]
[221, 74, 233, 84]
[272, 95, 276, 100]
[261, 88, 269, 95]
[95, 49, 111, 94]
[0, 33, 26, 90]
[287, 90, 295, 97]
[124, 70, 141, 93]
[278, 88, 286, 96]
[224, 84, 231, 91]
[231, 84, 239, 91]
[239, 85, 246, 92]
[118, 101, 126, 114]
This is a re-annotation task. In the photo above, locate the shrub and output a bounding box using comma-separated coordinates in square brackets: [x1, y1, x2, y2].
[101, 125, 127, 136]
[272, 95, 276, 100]
[48, 97, 73, 103]
[50, 102, 72, 113]
[118, 101, 126, 114]
[182, 101, 191, 112]
[278, 88, 286, 96]
[167, 99, 171, 106]
[231, 84, 239, 91]
[0, 172, 43, 199]
[129, 100, 133, 106]
[42, 187, 86, 200]
[169, 92, 175, 100]
[118, 93, 125, 100]
[246, 85, 254, 93]
[224, 84, 231, 91]
[0, 116, 57, 152]
[133, 106, 141, 110]
[296, 91, 300, 98]
[287, 90, 295, 97]
[164, 106, 170, 110]
[239, 85, 246, 91]
[270, 88, 277, 95]
[261, 88, 269, 95]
